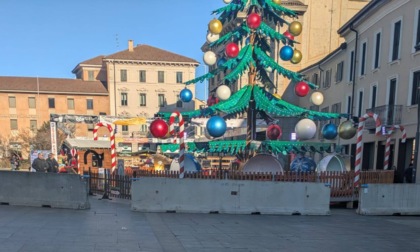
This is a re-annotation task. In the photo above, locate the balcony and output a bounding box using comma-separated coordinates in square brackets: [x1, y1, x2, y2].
[365, 105, 403, 129]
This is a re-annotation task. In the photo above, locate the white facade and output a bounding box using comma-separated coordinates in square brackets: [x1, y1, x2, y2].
[295, 0, 420, 180]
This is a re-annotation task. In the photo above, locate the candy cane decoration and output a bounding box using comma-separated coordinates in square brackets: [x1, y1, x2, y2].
[384, 125, 406, 170]
[93, 122, 116, 172]
[354, 112, 381, 188]
[169, 111, 185, 178]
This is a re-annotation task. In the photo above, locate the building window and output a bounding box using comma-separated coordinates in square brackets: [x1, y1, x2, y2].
[139, 70, 146, 82]
[122, 125, 128, 132]
[371, 85, 377, 109]
[121, 69, 127, 82]
[140, 124, 148, 132]
[312, 73, 319, 85]
[323, 69, 331, 88]
[358, 90, 364, 117]
[389, 78, 397, 106]
[30, 120, 37, 131]
[140, 93, 146, 107]
[158, 94, 165, 107]
[176, 95, 183, 108]
[336, 61, 344, 83]
[88, 70, 94, 81]
[8, 96, 16, 108]
[48, 98, 55, 108]
[87, 99, 94, 110]
[391, 20, 402, 61]
[347, 96, 352, 115]
[331, 103, 341, 125]
[416, 9, 420, 51]
[360, 42, 367, 76]
[349, 50, 355, 82]
[67, 98, 75, 110]
[10, 119, 17, 130]
[28, 97, 36, 109]
[411, 71, 420, 105]
[121, 93, 128, 106]
[176, 72, 183, 83]
[158, 71, 165, 83]
[374, 32, 381, 69]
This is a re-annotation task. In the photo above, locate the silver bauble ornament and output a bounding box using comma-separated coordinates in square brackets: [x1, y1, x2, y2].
[338, 121, 357, 140]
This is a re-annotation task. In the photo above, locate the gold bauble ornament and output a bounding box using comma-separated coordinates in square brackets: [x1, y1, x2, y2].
[289, 21, 302, 36]
[291, 49, 302, 64]
[273, 94, 281, 99]
[338, 121, 357, 140]
[272, 0, 281, 5]
[209, 19, 223, 35]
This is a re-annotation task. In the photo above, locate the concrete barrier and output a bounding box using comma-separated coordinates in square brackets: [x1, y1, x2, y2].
[0, 171, 90, 209]
[357, 184, 420, 215]
[131, 178, 330, 215]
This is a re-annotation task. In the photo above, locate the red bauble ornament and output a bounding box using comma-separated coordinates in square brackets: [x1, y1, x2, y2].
[225, 42, 239, 58]
[207, 96, 220, 106]
[283, 31, 295, 42]
[246, 13, 262, 29]
[294, 81, 310, 97]
[150, 119, 169, 138]
[266, 124, 282, 140]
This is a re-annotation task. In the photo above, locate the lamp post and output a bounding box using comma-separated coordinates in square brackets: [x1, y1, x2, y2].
[413, 86, 420, 183]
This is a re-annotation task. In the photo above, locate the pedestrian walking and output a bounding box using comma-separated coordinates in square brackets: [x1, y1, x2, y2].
[405, 162, 414, 183]
[31, 153, 49, 173]
[46, 153, 59, 173]
[10, 155, 18, 171]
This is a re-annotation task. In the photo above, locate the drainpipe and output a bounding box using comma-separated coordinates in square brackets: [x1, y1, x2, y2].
[113, 60, 117, 116]
[350, 25, 358, 119]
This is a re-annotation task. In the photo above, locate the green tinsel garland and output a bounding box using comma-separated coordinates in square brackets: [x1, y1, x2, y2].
[264, 0, 298, 18]
[224, 45, 254, 82]
[258, 22, 297, 46]
[184, 68, 220, 85]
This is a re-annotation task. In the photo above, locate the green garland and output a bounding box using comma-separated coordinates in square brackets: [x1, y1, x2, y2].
[258, 22, 297, 46]
[224, 45, 254, 83]
[209, 25, 250, 48]
[264, 0, 298, 18]
[184, 68, 220, 85]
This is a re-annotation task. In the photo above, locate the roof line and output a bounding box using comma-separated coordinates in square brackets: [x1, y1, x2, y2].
[298, 43, 347, 73]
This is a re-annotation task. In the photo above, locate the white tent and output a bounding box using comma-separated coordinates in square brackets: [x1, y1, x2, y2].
[316, 154, 350, 172]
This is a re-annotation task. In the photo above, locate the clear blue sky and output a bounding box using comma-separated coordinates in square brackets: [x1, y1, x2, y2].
[0, 0, 222, 100]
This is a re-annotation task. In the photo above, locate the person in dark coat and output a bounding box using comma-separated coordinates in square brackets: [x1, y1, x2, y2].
[32, 153, 49, 173]
[405, 162, 414, 183]
[46, 153, 59, 173]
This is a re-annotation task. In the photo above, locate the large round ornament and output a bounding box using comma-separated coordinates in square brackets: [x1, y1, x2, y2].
[283, 31, 294, 42]
[225, 42, 239, 58]
[294, 81, 309, 97]
[209, 19, 223, 34]
[272, 0, 282, 5]
[203, 51, 217, 66]
[216, 85, 231, 101]
[246, 13, 262, 29]
[322, 123, 338, 140]
[223, 0, 233, 3]
[295, 118, 317, 140]
[291, 49, 302, 64]
[206, 32, 219, 43]
[206, 116, 227, 138]
[280, 45, 294, 61]
[310, 92, 324, 106]
[266, 124, 282, 140]
[150, 119, 169, 139]
[338, 120, 357, 140]
[289, 21, 302, 36]
[180, 88, 193, 103]
[290, 155, 316, 173]
[217, 58, 227, 68]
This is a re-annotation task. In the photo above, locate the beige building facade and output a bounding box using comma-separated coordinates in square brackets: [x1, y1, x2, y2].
[295, 0, 420, 180]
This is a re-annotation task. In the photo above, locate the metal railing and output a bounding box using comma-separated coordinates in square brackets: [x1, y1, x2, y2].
[366, 105, 403, 128]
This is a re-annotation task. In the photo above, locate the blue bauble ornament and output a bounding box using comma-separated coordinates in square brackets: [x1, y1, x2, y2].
[322, 123, 338, 140]
[180, 88, 193, 103]
[206, 116, 227, 138]
[217, 58, 227, 68]
[280, 45, 294, 61]
[290, 156, 316, 173]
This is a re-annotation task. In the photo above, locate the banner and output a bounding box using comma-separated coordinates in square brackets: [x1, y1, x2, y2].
[50, 114, 99, 124]
[50, 122, 57, 157]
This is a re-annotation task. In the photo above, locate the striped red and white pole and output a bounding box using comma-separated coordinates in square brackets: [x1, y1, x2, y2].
[354, 112, 381, 188]
[93, 122, 116, 173]
[169, 111, 185, 178]
[384, 125, 406, 170]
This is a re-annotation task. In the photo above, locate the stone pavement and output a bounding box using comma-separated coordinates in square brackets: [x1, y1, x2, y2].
[0, 195, 420, 252]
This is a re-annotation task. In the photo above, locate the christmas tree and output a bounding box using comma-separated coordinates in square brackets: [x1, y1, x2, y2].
[153, 0, 347, 164]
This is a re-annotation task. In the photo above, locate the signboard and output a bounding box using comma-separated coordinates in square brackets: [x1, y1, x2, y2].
[50, 114, 99, 124]
[50, 122, 57, 157]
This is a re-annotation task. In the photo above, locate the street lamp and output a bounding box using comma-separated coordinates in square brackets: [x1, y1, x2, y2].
[413, 86, 420, 183]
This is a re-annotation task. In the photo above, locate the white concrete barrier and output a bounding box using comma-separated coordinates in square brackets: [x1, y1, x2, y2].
[357, 184, 420, 215]
[0, 171, 90, 209]
[131, 178, 330, 215]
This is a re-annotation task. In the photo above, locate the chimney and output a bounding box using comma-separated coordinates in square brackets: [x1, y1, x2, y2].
[128, 40, 134, 52]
